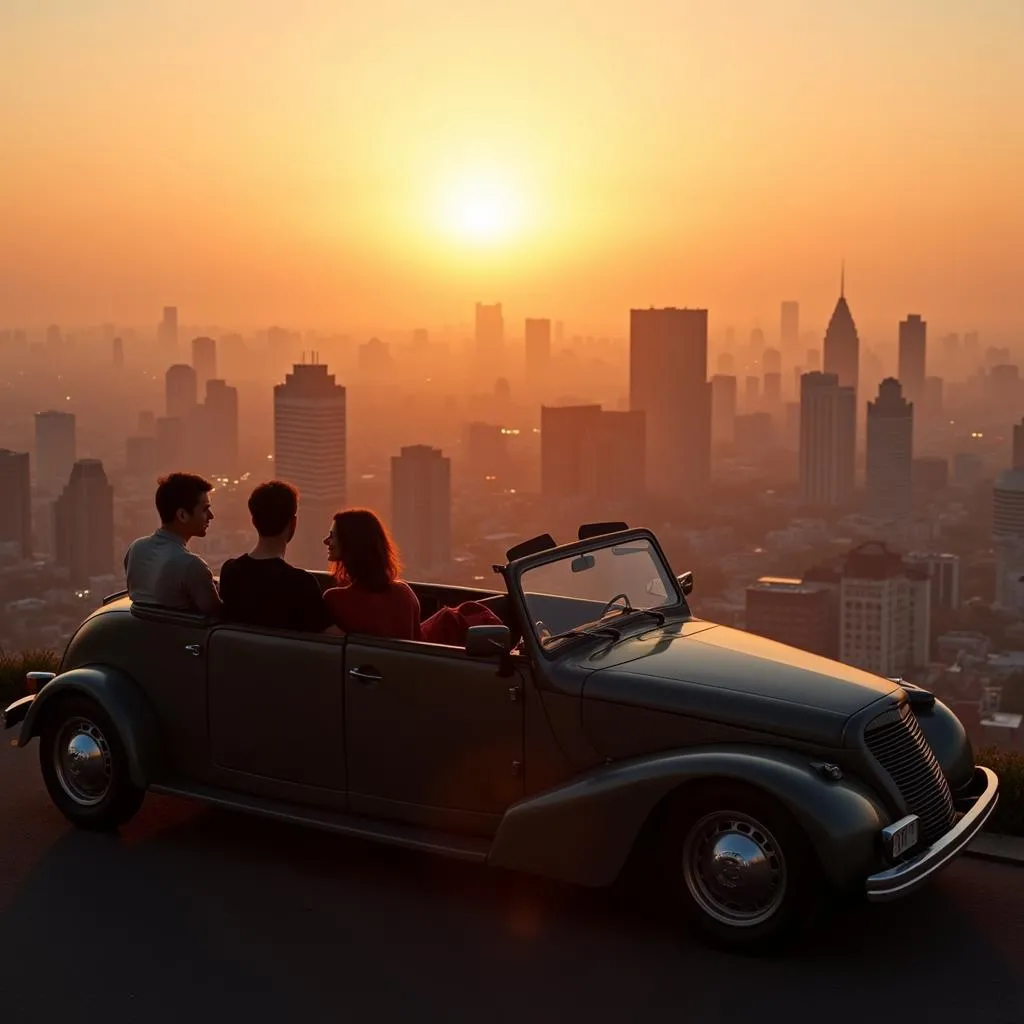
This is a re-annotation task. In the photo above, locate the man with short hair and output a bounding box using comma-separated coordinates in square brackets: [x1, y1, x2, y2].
[125, 473, 223, 615]
[220, 480, 338, 633]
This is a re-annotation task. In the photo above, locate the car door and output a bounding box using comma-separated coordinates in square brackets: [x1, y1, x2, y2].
[206, 625, 346, 807]
[344, 636, 525, 834]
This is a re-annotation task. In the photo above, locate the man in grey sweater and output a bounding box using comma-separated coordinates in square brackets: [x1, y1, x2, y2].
[124, 473, 223, 616]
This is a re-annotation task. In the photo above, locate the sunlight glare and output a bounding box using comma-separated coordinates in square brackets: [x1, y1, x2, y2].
[439, 175, 525, 246]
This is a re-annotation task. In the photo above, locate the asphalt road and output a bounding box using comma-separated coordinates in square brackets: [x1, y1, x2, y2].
[2, 738, 1023, 1024]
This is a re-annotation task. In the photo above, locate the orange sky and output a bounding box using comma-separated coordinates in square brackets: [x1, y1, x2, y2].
[2, 0, 1022, 340]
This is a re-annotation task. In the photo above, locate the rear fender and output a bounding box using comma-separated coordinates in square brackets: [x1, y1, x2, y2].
[489, 746, 888, 888]
[18, 667, 164, 788]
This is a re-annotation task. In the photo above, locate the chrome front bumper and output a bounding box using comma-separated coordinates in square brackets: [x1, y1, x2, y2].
[865, 766, 999, 902]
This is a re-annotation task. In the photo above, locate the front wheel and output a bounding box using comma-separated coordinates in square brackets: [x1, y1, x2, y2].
[658, 783, 821, 953]
[39, 697, 145, 830]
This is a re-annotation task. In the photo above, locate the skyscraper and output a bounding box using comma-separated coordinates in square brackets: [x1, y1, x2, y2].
[202, 379, 239, 474]
[762, 347, 782, 374]
[165, 364, 198, 421]
[34, 410, 77, 495]
[524, 318, 551, 381]
[711, 374, 738, 447]
[866, 378, 914, 521]
[898, 314, 927, 407]
[475, 303, 504, 358]
[158, 306, 178, 351]
[390, 445, 451, 577]
[274, 362, 347, 569]
[0, 449, 32, 558]
[629, 307, 711, 497]
[53, 459, 115, 585]
[799, 372, 855, 506]
[1013, 417, 1024, 470]
[112, 336, 124, 368]
[822, 271, 860, 392]
[191, 336, 217, 391]
[780, 301, 799, 354]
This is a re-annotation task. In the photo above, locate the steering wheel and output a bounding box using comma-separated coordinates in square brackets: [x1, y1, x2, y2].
[599, 593, 633, 618]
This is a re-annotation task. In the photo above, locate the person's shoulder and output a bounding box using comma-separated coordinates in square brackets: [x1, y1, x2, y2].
[395, 580, 419, 602]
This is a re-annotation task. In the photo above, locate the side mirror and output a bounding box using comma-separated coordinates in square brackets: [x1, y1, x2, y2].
[466, 624, 511, 658]
[677, 571, 694, 596]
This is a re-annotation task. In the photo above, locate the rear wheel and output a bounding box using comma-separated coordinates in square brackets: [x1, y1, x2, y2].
[658, 783, 820, 953]
[39, 697, 145, 830]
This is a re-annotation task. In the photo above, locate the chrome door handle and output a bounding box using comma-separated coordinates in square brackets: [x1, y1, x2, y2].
[184, 643, 202, 657]
[349, 666, 382, 684]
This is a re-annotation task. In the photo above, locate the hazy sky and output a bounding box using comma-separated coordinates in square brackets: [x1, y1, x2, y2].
[2, 0, 1022, 339]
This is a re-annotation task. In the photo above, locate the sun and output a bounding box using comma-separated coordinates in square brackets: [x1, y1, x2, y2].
[438, 174, 524, 246]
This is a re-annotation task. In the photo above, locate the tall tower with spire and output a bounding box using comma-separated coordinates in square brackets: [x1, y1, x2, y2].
[823, 264, 860, 392]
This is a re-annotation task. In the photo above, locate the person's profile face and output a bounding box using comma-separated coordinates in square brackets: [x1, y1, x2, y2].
[180, 493, 213, 538]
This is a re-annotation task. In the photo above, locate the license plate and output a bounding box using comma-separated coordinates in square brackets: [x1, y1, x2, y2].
[887, 816, 920, 859]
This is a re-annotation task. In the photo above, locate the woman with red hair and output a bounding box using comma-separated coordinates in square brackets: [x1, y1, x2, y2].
[322, 508, 422, 640]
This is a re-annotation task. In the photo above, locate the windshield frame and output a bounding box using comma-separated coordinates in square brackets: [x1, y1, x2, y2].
[505, 528, 688, 659]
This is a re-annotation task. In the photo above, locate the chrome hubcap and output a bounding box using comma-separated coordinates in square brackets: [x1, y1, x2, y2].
[682, 811, 786, 927]
[54, 718, 112, 806]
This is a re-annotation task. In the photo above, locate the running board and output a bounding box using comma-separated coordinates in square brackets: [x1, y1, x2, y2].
[149, 782, 492, 863]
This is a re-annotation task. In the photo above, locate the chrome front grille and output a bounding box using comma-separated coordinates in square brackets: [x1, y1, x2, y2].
[865, 703, 956, 844]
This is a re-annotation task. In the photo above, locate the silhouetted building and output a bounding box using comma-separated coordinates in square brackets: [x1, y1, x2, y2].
[994, 469, 1024, 612]
[391, 445, 451, 577]
[125, 436, 159, 479]
[735, 412, 775, 455]
[274, 363, 346, 569]
[988, 364, 1021, 409]
[840, 542, 930, 676]
[630, 308, 710, 498]
[525, 318, 551, 381]
[358, 337, 393, 375]
[34, 410, 76, 495]
[922, 375, 944, 424]
[780, 302, 800, 354]
[475, 303, 504, 359]
[744, 375, 760, 409]
[0, 449, 32, 558]
[898, 314, 926, 407]
[191, 336, 217, 391]
[137, 410, 155, 436]
[112, 336, 124, 368]
[711, 374, 737, 447]
[54, 459, 115, 585]
[1014, 418, 1024, 470]
[904, 552, 961, 613]
[763, 347, 782, 374]
[763, 372, 782, 407]
[913, 456, 949, 496]
[202, 379, 239, 474]
[745, 577, 834, 658]
[866, 378, 913, 521]
[953, 452, 984, 488]
[158, 306, 178, 351]
[822, 272, 860, 392]
[799, 372, 855, 507]
[165, 364, 197, 421]
[541, 405, 644, 500]
[805, 348, 821, 372]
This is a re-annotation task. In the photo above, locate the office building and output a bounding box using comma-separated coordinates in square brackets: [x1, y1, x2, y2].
[1014, 418, 1024, 470]
[475, 303, 504, 358]
[922, 375, 944, 425]
[34, 410, 77, 496]
[763, 347, 782, 375]
[799, 372, 855, 507]
[541, 405, 645, 500]
[629, 307, 710, 497]
[840, 542, 930, 677]
[822, 273, 860, 392]
[913, 456, 949, 496]
[745, 577, 835, 658]
[866, 379, 913, 521]
[358, 337, 393, 376]
[763, 371, 782, 407]
[898, 314, 927, 407]
[744, 375, 760, 409]
[165, 364, 198, 421]
[112, 336, 124, 368]
[391, 445, 451, 577]
[53, 460, 115, 585]
[780, 302, 800, 354]
[0, 449, 32, 558]
[524, 318, 551, 381]
[125, 435, 159, 480]
[274, 362, 347, 569]
[711, 374, 738, 447]
[904, 552, 961, 613]
[202, 379, 239, 474]
[158, 306, 178, 351]
[191, 336, 217, 390]
[994, 468, 1024, 613]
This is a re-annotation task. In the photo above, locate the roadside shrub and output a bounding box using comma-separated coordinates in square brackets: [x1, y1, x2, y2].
[0, 649, 60, 709]
[976, 747, 1024, 838]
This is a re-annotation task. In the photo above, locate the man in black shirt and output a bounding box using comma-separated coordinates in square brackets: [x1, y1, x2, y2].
[220, 481, 339, 634]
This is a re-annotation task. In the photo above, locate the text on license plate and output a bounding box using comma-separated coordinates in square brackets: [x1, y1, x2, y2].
[890, 817, 919, 859]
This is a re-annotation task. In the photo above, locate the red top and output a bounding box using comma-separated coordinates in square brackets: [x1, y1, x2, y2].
[323, 580, 423, 641]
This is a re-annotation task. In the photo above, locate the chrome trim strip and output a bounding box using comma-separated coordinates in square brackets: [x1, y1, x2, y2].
[865, 766, 999, 902]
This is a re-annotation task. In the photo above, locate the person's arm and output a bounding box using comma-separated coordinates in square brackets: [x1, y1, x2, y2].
[302, 574, 343, 635]
[185, 556, 223, 617]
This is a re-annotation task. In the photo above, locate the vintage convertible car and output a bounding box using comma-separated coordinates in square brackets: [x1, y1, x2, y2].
[3, 523, 1000, 950]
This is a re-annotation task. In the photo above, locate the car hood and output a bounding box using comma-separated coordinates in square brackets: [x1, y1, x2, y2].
[582, 621, 900, 746]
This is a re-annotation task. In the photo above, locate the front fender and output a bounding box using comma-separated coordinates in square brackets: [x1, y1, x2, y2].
[18, 666, 164, 788]
[488, 746, 888, 888]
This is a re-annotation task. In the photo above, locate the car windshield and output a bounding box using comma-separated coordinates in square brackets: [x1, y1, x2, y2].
[518, 535, 679, 648]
